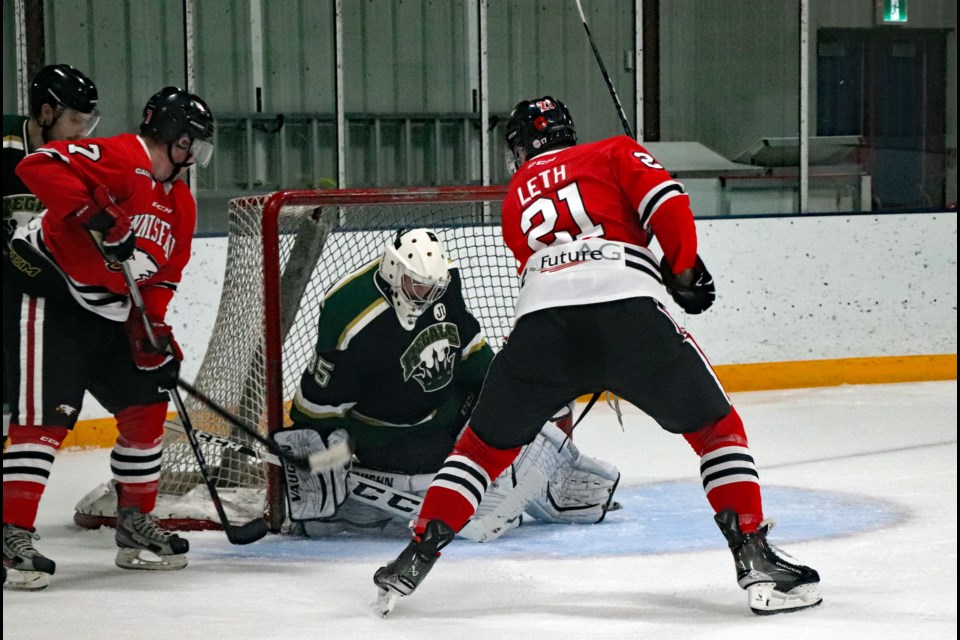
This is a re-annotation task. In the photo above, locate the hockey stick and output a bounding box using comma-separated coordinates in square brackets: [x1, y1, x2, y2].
[174, 377, 352, 474]
[113, 255, 269, 545]
[161, 419, 422, 520]
[573, 0, 634, 138]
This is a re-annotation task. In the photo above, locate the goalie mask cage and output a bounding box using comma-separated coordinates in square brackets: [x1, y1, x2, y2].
[75, 186, 514, 533]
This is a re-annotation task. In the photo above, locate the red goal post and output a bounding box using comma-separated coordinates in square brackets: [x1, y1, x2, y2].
[77, 186, 515, 533]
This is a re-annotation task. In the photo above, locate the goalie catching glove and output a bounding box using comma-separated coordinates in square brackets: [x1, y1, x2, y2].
[125, 307, 182, 389]
[76, 185, 136, 262]
[660, 254, 715, 314]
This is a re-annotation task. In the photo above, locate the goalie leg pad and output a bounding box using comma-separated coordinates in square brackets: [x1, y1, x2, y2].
[459, 419, 580, 542]
[275, 429, 349, 521]
[525, 423, 621, 524]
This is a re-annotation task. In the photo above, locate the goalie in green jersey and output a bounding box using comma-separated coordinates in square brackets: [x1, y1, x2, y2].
[278, 228, 621, 540]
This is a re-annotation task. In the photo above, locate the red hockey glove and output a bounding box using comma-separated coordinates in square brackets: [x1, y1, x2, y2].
[660, 254, 715, 314]
[125, 307, 183, 390]
[75, 185, 135, 262]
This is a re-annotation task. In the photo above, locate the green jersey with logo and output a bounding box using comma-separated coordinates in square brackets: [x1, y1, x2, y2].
[3, 114, 45, 248]
[290, 258, 494, 473]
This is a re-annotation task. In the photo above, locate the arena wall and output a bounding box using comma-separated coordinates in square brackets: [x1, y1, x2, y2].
[64, 211, 957, 446]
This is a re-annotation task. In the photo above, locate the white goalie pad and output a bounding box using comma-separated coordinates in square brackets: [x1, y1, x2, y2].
[275, 428, 349, 521]
[459, 415, 619, 542]
[525, 423, 620, 524]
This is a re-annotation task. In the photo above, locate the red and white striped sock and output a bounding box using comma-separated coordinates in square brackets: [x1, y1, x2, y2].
[415, 427, 521, 537]
[683, 406, 764, 533]
[2, 424, 68, 529]
[113, 403, 166, 513]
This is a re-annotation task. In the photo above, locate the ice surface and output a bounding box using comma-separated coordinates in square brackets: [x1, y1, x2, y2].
[3, 381, 956, 640]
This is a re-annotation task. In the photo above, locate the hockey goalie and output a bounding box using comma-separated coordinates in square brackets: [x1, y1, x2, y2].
[277, 228, 620, 541]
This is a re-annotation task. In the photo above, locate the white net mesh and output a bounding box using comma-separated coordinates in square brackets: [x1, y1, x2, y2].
[144, 188, 516, 530]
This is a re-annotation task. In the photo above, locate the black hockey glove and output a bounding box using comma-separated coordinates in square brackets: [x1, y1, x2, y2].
[660, 254, 715, 314]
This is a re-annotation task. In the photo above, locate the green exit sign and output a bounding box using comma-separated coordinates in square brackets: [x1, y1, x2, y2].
[878, 0, 908, 23]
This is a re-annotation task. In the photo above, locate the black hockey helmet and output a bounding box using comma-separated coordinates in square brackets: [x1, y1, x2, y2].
[504, 96, 576, 173]
[140, 86, 215, 167]
[29, 64, 99, 117]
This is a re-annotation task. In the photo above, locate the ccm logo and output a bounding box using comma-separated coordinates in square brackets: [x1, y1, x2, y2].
[351, 479, 419, 513]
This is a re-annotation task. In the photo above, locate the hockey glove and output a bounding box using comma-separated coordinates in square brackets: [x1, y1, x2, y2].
[660, 254, 715, 314]
[274, 428, 349, 521]
[75, 185, 135, 262]
[125, 307, 183, 389]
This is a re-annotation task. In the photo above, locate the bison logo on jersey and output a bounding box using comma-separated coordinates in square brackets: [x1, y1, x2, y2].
[400, 322, 461, 392]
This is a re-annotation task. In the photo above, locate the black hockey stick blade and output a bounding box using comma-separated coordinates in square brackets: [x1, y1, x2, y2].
[225, 517, 270, 545]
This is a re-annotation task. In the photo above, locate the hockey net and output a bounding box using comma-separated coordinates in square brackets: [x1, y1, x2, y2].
[75, 186, 513, 532]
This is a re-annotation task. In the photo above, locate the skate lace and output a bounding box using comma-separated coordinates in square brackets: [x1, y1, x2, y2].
[4, 526, 43, 558]
[127, 512, 174, 541]
[757, 519, 802, 563]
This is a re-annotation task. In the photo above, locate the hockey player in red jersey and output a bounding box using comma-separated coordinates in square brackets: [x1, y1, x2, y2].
[2, 86, 214, 590]
[374, 96, 821, 616]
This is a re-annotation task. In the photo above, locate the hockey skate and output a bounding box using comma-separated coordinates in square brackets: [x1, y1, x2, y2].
[115, 506, 189, 570]
[715, 509, 822, 615]
[3, 523, 56, 590]
[373, 519, 455, 616]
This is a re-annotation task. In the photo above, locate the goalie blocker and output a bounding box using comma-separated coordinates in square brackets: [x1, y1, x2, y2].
[275, 412, 620, 541]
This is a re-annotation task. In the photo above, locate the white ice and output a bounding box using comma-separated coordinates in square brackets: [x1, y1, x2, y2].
[3, 381, 957, 640]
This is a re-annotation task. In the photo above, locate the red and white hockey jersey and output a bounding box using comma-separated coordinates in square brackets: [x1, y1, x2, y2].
[501, 135, 699, 319]
[15, 133, 195, 322]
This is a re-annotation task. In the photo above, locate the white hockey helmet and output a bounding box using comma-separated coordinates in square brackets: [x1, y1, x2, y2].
[378, 228, 451, 330]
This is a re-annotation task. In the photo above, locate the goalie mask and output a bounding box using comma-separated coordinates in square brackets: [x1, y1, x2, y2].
[504, 96, 576, 174]
[379, 228, 451, 330]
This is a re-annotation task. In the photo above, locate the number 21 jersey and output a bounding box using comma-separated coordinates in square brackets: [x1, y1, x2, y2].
[501, 135, 700, 319]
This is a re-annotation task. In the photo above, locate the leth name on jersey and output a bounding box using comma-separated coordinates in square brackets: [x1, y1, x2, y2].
[516, 162, 567, 207]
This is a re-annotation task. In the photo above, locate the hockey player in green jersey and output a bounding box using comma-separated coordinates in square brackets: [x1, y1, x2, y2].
[3, 64, 99, 450]
[278, 228, 621, 540]
[3, 64, 100, 247]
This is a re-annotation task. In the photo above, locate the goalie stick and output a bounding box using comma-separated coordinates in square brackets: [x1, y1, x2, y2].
[162, 420, 424, 523]
[165, 421, 555, 543]
[175, 378, 352, 474]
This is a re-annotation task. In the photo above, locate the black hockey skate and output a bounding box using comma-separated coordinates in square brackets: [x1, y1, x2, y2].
[715, 509, 822, 615]
[373, 519, 456, 616]
[3, 523, 56, 590]
[115, 506, 189, 570]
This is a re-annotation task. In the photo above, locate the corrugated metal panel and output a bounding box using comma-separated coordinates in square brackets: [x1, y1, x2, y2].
[660, 0, 799, 159]
[487, 0, 636, 147]
[2, 0, 18, 115]
[343, 0, 470, 113]
[45, 0, 184, 137]
[262, 0, 335, 113]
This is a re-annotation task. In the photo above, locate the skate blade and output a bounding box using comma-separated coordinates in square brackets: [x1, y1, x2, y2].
[115, 548, 188, 571]
[3, 568, 51, 590]
[747, 581, 822, 615]
[375, 587, 400, 617]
